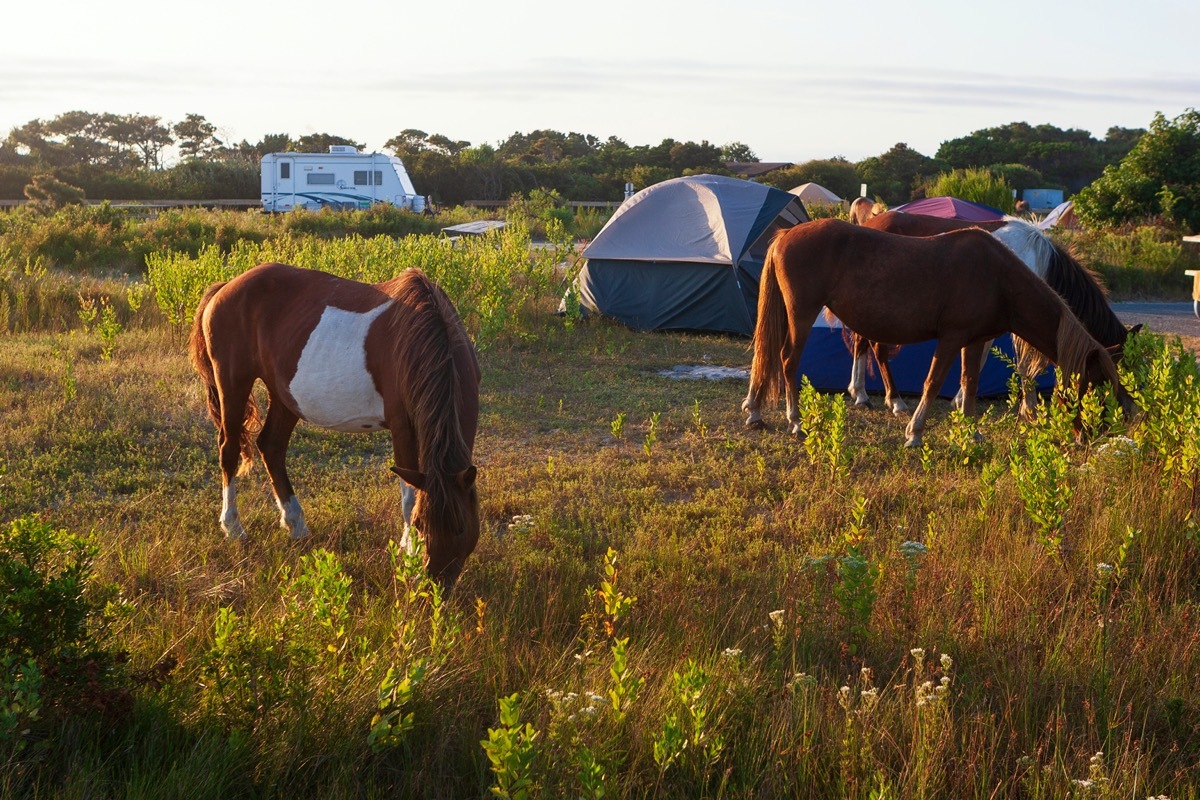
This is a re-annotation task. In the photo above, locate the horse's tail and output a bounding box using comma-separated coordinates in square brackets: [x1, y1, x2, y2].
[750, 234, 789, 405]
[188, 282, 261, 475]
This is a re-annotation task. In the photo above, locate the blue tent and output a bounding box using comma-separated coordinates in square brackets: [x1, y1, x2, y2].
[797, 314, 1053, 399]
[577, 175, 809, 336]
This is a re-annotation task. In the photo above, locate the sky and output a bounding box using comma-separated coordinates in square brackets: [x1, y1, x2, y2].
[3, 0, 1197, 165]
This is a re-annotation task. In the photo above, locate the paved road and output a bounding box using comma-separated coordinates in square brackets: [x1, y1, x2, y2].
[1111, 301, 1199, 340]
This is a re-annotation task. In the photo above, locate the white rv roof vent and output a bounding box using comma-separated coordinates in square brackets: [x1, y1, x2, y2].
[328, 145, 358, 154]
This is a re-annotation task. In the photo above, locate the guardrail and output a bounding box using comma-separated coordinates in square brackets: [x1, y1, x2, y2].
[0, 199, 261, 211]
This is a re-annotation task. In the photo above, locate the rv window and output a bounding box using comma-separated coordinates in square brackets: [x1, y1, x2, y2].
[354, 170, 386, 186]
[280, 163, 290, 179]
[307, 173, 335, 185]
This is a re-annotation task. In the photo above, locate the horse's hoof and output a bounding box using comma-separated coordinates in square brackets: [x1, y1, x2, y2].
[745, 418, 766, 431]
[904, 436, 922, 449]
[222, 523, 247, 540]
[853, 399, 872, 410]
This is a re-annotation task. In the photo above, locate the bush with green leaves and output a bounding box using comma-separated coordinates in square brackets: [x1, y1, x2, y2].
[1074, 109, 1200, 232]
[0, 516, 125, 720]
[924, 167, 1015, 213]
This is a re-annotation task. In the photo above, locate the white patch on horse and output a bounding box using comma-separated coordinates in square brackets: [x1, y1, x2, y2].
[290, 303, 391, 432]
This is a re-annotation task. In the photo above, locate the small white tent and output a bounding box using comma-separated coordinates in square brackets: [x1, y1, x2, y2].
[789, 183, 844, 208]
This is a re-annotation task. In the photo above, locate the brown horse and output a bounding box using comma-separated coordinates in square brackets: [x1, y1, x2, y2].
[189, 262, 481, 590]
[742, 219, 1127, 448]
[848, 197, 887, 225]
[844, 211, 1135, 416]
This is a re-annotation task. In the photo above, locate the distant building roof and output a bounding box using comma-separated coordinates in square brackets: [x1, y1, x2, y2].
[724, 161, 793, 179]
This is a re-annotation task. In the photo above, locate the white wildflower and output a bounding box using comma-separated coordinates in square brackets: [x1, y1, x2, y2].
[722, 647, 743, 660]
[910, 648, 926, 662]
[899, 541, 928, 556]
[1096, 563, 1114, 575]
[768, 609, 785, 627]
[838, 685, 853, 709]
[940, 653, 953, 672]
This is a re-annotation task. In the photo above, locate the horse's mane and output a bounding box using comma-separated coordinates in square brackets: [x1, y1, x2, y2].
[385, 269, 477, 533]
[1042, 240, 1127, 348]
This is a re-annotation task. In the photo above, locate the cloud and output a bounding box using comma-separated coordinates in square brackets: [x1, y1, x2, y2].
[367, 56, 1199, 115]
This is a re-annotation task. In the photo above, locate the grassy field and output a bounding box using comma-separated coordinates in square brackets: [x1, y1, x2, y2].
[3, 268, 1199, 798]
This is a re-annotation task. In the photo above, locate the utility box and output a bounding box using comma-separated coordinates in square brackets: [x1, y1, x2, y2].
[1022, 189, 1064, 213]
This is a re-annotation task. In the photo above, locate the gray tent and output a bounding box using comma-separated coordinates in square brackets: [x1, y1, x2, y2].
[576, 174, 809, 336]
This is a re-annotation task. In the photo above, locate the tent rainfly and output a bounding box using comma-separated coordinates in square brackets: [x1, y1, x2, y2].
[892, 196, 1006, 221]
[576, 174, 809, 336]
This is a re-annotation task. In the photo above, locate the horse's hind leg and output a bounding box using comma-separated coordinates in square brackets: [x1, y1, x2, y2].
[216, 376, 255, 538]
[872, 342, 908, 415]
[782, 311, 819, 436]
[905, 340, 961, 449]
[848, 334, 872, 408]
[952, 339, 992, 411]
[258, 400, 308, 538]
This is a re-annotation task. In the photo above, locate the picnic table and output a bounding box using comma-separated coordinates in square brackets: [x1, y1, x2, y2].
[1185, 235, 1200, 318]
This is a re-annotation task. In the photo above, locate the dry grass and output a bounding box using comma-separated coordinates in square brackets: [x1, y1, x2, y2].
[2, 306, 1199, 799]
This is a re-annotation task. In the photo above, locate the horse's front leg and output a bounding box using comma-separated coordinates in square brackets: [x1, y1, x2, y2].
[258, 401, 307, 538]
[399, 480, 417, 551]
[388, 420, 423, 554]
[905, 340, 961, 449]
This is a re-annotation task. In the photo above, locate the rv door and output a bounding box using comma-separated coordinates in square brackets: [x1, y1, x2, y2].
[276, 156, 297, 210]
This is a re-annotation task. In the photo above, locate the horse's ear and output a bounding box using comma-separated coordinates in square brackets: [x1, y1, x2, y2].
[456, 465, 478, 489]
[1127, 323, 1143, 336]
[391, 465, 425, 490]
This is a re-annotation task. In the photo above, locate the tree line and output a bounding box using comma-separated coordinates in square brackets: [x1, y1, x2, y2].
[3, 108, 1198, 231]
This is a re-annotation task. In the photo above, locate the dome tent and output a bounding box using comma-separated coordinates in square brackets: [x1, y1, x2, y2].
[576, 174, 809, 336]
[789, 182, 845, 207]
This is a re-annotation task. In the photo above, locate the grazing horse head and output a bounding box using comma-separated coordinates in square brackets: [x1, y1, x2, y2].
[392, 462, 480, 591]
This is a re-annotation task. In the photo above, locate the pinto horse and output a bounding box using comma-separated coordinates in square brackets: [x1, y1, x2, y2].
[844, 211, 1134, 416]
[742, 219, 1127, 448]
[189, 262, 481, 590]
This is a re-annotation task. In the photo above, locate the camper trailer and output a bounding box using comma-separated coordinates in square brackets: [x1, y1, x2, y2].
[260, 146, 426, 213]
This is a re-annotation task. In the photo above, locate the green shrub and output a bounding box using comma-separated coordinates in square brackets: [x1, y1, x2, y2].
[0, 516, 125, 716]
[924, 167, 1015, 213]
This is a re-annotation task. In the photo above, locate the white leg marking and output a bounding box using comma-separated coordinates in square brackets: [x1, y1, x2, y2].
[850, 354, 870, 406]
[277, 495, 309, 539]
[399, 480, 417, 553]
[220, 482, 246, 539]
[891, 396, 909, 415]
